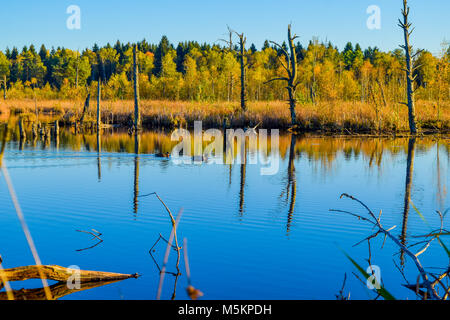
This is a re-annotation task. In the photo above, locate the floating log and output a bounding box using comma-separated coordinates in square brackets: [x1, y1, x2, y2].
[0, 265, 139, 283]
[0, 279, 124, 300]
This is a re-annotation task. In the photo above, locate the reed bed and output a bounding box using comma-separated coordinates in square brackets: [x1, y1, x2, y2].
[1, 99, 449, 133]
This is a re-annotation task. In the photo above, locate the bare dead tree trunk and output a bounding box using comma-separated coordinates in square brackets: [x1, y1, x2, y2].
[133, 45, 141, 131]
[399, 0, 418, 134]
[220, 26, 234, 102]
[2, 75, 6, 100]
[265, 25, 299, 126]
[236, 32, 247, 112]
[75, 51, 80, 89]
[79, 91, 90, 128]
[97, 76, 101, 132]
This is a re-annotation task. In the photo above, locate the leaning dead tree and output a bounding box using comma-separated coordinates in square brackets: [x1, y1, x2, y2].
[398, 0, 419, 134]
[265, 25, 299, 126]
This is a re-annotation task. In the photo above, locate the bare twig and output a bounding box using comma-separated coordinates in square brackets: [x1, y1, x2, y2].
[334, 193, 442, 300]
[76, 229, 103, 241]
[156, 209, 183, 300]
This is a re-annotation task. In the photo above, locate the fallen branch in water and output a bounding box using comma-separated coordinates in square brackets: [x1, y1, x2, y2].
[0, 265, 139, 283]
[331, 193, 445, 300]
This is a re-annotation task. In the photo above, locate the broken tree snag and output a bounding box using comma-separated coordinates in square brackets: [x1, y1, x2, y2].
[0, 265, 139, 283]
[235, 32, 247, 112]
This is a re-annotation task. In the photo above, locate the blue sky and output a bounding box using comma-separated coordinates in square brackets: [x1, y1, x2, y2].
[0, 0, 448, 54]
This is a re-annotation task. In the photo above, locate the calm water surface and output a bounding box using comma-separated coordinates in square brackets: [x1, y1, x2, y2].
[1, 129, 449, 300]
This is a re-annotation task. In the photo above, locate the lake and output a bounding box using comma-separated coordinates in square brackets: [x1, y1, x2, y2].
[1, 127, 449, 300]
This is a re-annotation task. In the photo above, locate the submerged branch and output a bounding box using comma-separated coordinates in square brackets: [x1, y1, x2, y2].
[333, 193, 443, 300]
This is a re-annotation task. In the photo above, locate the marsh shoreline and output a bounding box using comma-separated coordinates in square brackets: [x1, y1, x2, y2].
[1, 99, 449, 135]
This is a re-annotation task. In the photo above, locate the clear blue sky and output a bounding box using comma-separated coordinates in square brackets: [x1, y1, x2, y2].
[0, 0, 448, 54]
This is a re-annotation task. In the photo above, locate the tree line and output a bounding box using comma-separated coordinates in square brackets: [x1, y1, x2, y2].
[0, 33, 448, 105]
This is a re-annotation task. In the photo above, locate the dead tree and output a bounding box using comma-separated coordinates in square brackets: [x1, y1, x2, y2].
[398, 0, 419, 134]
[219, 26, 235, 102]
[75, 50, 80, 89]
[96, 76, 101, 131]
[265, 25, 299, 126]
[133, 45, 141, 131]
[79, 86, 91, 129]
[235, 32, 247, 112]
[1, 75, 6, 100]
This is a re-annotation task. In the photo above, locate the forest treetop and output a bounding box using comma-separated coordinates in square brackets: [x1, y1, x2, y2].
[0, 36, 449, 102]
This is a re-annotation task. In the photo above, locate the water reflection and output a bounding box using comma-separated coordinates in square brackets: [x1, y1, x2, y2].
[2, 120, 449, 300]
[435, 140, 448, 211]
[97, 129, 102, 181]
[286, 135, 297, 234]
[9, 122, 447, 167]
[134, 132, 140, 217]
[239, 144, 247, 216]
[400, 138, 416, 266]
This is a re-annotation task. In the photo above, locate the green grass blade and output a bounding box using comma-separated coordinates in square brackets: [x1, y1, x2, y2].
[436, 237, 450, 258]
[411, 202, 430, 227]
[341, 250, 396, 300]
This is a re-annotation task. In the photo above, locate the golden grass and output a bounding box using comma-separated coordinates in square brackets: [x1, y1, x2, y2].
[1, 99, 449, 133]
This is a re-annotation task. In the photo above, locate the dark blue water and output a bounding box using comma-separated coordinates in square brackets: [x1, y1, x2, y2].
[1, 134, 449, 300]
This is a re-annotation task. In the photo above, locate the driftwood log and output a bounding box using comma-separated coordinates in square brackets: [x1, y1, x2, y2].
[0, 265, 139, 283]
[0, 265, 139, 300]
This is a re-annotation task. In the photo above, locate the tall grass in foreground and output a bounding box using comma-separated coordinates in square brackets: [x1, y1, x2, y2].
[1, 99, 449, 133]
